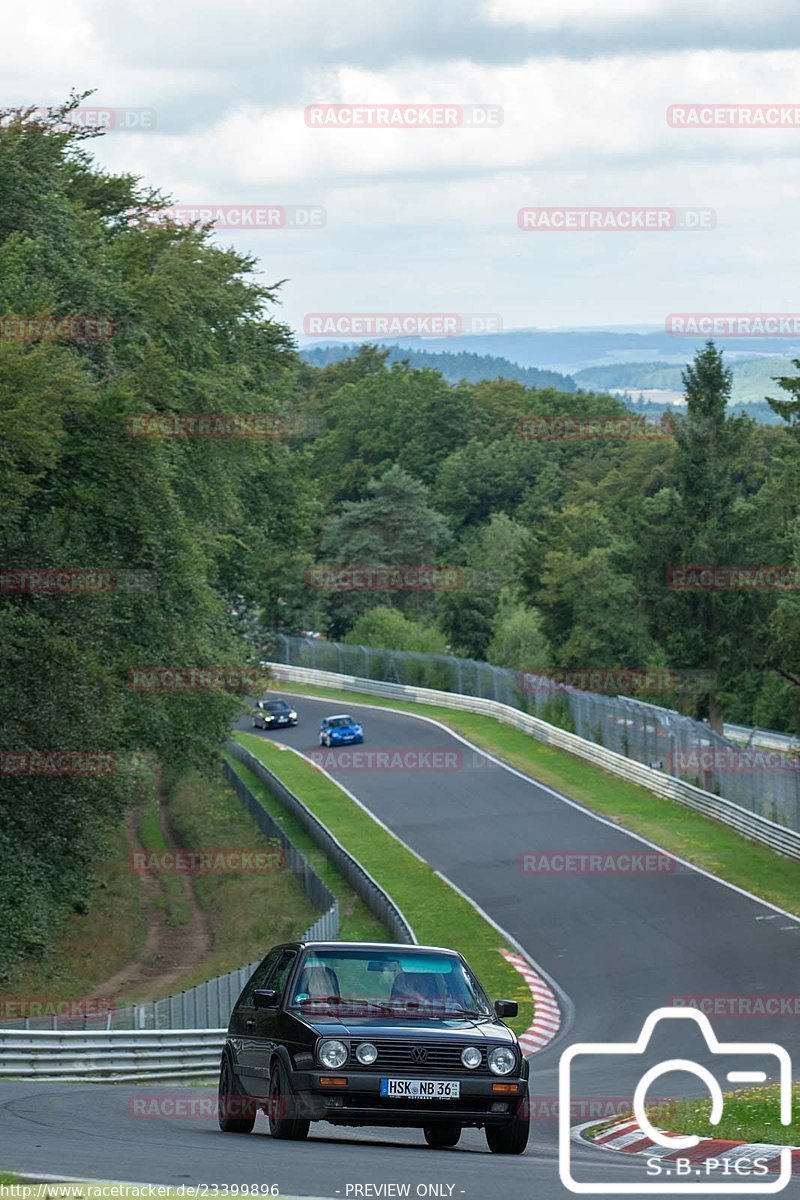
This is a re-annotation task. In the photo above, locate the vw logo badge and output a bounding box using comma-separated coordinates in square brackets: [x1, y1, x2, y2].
[411, 1046, 428, 1064]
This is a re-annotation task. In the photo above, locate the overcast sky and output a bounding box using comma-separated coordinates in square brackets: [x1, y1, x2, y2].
[7, 0, 800, 340]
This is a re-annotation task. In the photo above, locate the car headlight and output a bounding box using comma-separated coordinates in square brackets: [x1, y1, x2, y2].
[289, 711, 297, 720]
[355, 1042, 377, 1065]
[461, 1046, 482, 1069]
[488, 1046, 517, 1075]
[318, 1039, 348, 1069]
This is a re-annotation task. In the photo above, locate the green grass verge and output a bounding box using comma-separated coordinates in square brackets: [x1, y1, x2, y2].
[273, 683, 800, 918]
[233, 733, 534, 1037]
[222, 756, 389, 943]
[648, 1084, 800, 1146]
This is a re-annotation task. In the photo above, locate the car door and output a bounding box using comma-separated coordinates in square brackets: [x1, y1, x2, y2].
[237, 948, 298, 1096]
[230, 950, 282, 1093]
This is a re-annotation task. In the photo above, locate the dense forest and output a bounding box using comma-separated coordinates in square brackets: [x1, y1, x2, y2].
[2, 104, 800, 976]
[300, 344, 577, 391]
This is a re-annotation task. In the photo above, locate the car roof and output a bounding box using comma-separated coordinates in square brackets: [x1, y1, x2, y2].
[285, 941, 461, 955]
[324, 713, 354, 720]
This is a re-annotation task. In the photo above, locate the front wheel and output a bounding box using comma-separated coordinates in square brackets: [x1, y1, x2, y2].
[218, 1055, 256, 1133]
[485, 1101, 529, 1155]
[424, 1122, 461, 1149]
[268, 1063, 310, 1141]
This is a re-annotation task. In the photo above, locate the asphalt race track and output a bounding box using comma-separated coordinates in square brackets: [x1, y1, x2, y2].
[1, 693, 798, 1198]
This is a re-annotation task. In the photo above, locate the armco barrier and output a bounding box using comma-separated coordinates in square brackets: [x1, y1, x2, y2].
[226, 740, 417, 943]
[267, 663, 800, 863]
[0, 1029, 225, 1083]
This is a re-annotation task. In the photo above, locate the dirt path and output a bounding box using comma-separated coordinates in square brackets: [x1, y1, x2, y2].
[91, 775, 212, 1003]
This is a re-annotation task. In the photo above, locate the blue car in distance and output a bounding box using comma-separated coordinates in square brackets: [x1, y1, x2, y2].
[319, 713, 364, 747]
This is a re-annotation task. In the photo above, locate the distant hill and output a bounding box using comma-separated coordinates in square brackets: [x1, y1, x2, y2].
[576, 357, 799, 408]
[300, 344, 577, 391]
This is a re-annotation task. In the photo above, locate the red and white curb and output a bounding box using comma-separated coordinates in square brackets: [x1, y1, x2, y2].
[575, 1116, 800, 1176]
[499, 947, 562, 1054]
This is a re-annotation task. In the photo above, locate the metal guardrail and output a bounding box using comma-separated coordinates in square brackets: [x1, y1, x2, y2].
[269, 635, 800, 835]
[226, 740, 417, 944]
[724, 723, 800, 752]
[268, 662, 800, 863]
[0, 1029, 225, 1083]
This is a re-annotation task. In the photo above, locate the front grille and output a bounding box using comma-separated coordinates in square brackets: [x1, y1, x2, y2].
[348, 1040, 489, 1074]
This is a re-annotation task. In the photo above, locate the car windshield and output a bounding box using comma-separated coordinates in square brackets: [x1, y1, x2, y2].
[287, 949, 492, 1017]
[327, 716, 354, 728]
[265, 701, 290, 712]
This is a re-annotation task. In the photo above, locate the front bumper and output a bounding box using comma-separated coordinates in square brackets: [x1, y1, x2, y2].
[289, 1070, 527, 1127]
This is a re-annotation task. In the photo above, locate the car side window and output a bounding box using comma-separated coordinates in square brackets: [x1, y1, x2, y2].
[266, 950, 297, 1004]
[240, 950, 281, 1008]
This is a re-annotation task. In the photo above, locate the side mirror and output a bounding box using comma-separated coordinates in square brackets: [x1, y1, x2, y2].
[253, 988, 278, 1009]
[494, 999, 518, 1018]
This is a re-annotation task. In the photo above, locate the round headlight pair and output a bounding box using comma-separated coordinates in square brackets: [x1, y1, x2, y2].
[488, 1045, 517, 1075]
[317, 1039, 378, 1068]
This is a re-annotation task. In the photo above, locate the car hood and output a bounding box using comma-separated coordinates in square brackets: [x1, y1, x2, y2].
[298, 1014, 516, 1043]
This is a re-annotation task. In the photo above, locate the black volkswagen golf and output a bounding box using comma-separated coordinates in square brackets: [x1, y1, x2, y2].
[218, 940, 530, 1153]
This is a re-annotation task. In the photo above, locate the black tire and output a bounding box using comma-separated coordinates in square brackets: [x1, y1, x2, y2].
[424, 1123, 461, 1149]
[485, 1099, 529, 1155]
[268, 1062, 310, 1141]
[218, 1054, 256, 1134]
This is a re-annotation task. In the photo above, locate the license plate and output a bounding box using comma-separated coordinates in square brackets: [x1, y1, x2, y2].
[380, 1079, 460, 1099]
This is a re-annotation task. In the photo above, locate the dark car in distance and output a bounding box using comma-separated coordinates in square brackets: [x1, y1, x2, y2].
[252, 698, 298, 729]
[218, 941, 530, 1153]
